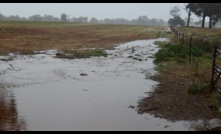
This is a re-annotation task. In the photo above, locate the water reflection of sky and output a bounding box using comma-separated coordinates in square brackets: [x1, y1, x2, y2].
[0, 38, 194, 131]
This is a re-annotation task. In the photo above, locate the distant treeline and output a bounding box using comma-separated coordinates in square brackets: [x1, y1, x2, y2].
[1, 12, 221, 28]
[0, 13, 168, 26]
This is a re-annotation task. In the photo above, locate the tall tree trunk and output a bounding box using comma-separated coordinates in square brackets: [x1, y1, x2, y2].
[209, 16, 212, 29]
[187, 11, 191, 27]
[201, 12, 206, 28]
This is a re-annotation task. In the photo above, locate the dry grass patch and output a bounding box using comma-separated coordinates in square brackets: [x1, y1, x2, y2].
[0, 21, 166, 55]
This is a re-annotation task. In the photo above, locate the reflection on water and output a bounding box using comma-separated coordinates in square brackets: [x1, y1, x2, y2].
[0, 84, 26, 131]
[0, 38, 194, 131]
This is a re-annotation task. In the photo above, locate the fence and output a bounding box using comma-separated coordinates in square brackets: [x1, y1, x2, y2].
[170, 26, 221, 105]
[211, 48, 221, 97]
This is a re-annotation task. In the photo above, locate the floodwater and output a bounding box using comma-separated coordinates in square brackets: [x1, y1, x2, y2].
[0, 38, 197, 131]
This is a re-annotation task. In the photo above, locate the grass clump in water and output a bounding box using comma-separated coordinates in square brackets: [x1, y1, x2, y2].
[56, 49, 108, 59]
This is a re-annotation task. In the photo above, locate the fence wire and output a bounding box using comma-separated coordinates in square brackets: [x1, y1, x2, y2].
[171, 27, 220, 96]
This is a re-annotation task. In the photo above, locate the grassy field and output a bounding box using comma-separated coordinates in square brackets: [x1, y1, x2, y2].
[176, 26, 221, 47]
[176, 27, 221, 40]
[0, 20, 167, 55]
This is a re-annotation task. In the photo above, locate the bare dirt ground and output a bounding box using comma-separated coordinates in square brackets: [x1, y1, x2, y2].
[137, 61, 221, 130]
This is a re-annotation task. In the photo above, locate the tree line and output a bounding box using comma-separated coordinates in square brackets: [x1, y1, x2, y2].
[185, 3, 221, 28]
[2, 4, 221, 28]
[0, 13, 168, 26]
[168, 3, 221, 29]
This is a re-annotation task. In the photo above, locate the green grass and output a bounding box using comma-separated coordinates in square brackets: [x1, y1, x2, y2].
[56, 49, 108, 59]
[154, 43, 189, 64]
[153, 40, 213, 95]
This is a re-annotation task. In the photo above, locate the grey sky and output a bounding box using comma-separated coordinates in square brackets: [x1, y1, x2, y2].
[0, 3, 197, 21]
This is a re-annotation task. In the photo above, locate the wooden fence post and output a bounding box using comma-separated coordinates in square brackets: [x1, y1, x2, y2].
[178, 32, 180, 41]
[189, 37, 192, 64]
[182, 34, 185, 44]
[175, 31, 178, 39]
[211, 47, 217, 92]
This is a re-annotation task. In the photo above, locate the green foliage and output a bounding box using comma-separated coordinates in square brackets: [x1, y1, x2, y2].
[188, 61, 211, 95]
[193, 42, 219, 54]
[154, 43, 189, 64]
[189, 3, 221, 28]
[168, 16, 185, 27]
[191, 45, 205, 56]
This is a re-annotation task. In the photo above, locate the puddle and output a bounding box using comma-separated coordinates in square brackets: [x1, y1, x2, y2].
[0, 38, 197, 131]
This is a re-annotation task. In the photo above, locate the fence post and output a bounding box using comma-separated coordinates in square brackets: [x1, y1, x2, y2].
[189, 37, 192, 64]
[175, 31, 178, 39]
[211, 47, 217, 92]
[182, 34, 185, 44]
[178, 32, 180, 42]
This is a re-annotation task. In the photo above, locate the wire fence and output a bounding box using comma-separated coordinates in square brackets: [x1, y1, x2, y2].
[170, 26, 221, 103]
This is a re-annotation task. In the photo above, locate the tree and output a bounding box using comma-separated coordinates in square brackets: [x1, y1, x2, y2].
[168, 16, 185, 27]
[191, 3, 221, 28]
[78, 16, 88, 23]
[184, 17, 194, 26]
[20, 17, 27, 21]
[137, 16, 149, 25]
[72, 17, 79, 22]
[61, 13, 68, 22]
[115, 18, 128, 24]
[206, 3, 221, 28]
[67, 14, 71, 22]
[170, 6, 181, 18]
[28, 14, 43, 21]
[185, 3, 197, 27]
[168, 6, 185, 27]
[90, 17, 99, 24]
[191, 3, 206, 28]
[0, 13, 5, 20]
[42, 14, 55, 22]
[6, 15, 21, 21]
[197, 3, 215, 28]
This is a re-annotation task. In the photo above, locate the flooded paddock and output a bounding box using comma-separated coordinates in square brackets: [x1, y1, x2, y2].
[0, 38, 196, 131]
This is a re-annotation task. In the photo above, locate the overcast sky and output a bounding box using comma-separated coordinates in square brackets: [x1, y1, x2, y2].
[0, 3, 198, 21]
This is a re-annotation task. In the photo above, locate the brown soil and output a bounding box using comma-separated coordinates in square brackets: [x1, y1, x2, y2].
[137, 61, 221, 122]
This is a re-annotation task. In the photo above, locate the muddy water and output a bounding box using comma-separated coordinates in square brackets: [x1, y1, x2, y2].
[0, 38, 195, 131]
